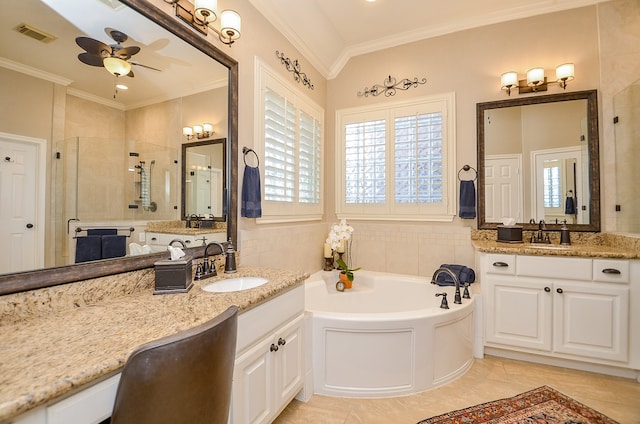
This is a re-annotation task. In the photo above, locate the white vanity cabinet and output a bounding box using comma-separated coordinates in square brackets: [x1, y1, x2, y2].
[145, 231, 226, 252]
[231, 286, 305, 424]
[480, 253, 631, 366]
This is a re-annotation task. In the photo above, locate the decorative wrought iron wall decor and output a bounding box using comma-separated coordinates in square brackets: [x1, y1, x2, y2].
[275, 50, 314, 90]
[358, 75, 427, 97]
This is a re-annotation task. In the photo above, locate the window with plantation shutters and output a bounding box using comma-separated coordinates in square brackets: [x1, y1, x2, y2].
[256, 59, 323, 222]
[336, 93, 456, 221]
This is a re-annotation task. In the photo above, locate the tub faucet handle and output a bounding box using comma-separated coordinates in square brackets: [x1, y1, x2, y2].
[435, 292, 449, 309]
[463, 283, 471, 299]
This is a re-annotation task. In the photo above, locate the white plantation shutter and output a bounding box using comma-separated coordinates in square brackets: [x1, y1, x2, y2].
[256, 59, 324, 222]
[298, 110, 321, 204]
[336, 93, 456, 221]
[264, 87, 296, 202]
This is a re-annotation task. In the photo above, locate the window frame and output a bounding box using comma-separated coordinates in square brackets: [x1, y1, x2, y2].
[335, 92, 456, 221]
[254, 58, 324, 223]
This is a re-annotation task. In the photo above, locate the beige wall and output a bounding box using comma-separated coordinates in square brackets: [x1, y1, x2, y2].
[214, 0, 639, 276]
[325, 6, 601, 275]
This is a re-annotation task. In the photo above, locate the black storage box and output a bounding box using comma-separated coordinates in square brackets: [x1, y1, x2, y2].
[154, 255, 193, 294]
[497, 225, 523, 243]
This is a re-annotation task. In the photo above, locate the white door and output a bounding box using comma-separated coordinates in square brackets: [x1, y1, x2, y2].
[484, 155, 522, 223]
[0, 133, 45, 273]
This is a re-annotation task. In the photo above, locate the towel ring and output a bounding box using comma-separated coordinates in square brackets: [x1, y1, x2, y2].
[457, 165, 477, 181]
[242, 146, 260, 167]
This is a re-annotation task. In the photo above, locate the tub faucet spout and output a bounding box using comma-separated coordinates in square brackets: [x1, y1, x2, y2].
[430, 267, 462, 304]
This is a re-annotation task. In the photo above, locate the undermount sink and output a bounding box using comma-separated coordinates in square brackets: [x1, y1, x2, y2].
[526, 244, 571, 251]
[202, 277, 269, 293]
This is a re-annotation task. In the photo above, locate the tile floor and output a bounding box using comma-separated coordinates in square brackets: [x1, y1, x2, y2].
[273, 355, 640, 424]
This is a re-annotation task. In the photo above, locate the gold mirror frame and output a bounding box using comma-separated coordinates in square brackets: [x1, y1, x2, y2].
[477, 89, 600, 232]
[0, 0, 238, 295]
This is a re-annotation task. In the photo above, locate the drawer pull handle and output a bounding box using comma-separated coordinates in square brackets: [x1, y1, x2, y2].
[270, 343, 279, 352]
[556, 288, 563, 294]
[151, 237, 157, 241]
[601, 268, 621, 275]
[185, 240, 191, 244]
[544, 287, 551, 292]
[278, 338, 286, 346]
[492, 261, 509, 267]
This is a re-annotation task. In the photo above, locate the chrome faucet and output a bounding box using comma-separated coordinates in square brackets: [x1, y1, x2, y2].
[430, 267, 462, 305]
[168, 238, 186, 249]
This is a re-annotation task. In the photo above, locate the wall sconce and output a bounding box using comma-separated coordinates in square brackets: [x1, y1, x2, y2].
[501, 63, 575, 95]
[183, 123, 214, 140]
[164, 0, 241, 46]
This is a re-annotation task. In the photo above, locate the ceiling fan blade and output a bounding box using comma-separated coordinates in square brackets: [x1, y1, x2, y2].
[130, 62, 161, 72]
[78, 52, 105, 67]
[75, 36, 111, 56]
[115, 46, 141, 59]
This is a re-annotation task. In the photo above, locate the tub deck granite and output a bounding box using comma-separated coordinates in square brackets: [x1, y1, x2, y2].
[0, 266, 307, 423]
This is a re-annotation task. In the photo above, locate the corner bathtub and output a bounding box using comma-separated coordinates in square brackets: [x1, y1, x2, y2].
[305, 270, 478, 398]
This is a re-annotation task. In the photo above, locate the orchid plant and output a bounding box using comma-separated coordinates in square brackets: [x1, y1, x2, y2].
[326, 219, 354, 252]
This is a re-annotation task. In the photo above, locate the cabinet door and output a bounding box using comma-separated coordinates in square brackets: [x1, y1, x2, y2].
[232, 338, 274, 424]
[273, 315, 304, 411]
[553, 282, 629, 362]
[485, 276, 552, 351]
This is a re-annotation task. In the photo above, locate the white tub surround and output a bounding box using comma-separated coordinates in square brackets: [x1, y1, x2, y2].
[305, 270, 476, 398]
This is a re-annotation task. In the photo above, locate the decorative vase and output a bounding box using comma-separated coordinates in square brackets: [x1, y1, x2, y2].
[339, 272, 352, 289]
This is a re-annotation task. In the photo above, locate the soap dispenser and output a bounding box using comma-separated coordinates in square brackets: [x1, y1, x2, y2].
[224, 238, 237, 274]
[560, 220, 571, 245]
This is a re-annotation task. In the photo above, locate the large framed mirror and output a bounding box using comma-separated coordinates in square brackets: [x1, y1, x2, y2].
[477, 90, 600, 232]
[0, 0, 238, 294]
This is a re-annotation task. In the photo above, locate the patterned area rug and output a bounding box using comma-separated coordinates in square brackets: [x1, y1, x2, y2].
[417, 386, 619, 424]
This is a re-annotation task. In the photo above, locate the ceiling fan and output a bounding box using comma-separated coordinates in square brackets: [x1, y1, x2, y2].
[75, 28, 160, 78]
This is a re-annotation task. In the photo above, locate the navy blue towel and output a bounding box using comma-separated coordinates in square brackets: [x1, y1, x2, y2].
[241, 165, 262, 218]
[565, 196, 576, 215]
[75, 236, 102, 263]
[435, 264, 476, 286]
[459, 180, 476, 219]
[101, 235, 127, 259]
[87, 228, 117, 236]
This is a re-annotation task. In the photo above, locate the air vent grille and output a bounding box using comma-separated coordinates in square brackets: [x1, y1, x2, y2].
[14, 23, 57, 43]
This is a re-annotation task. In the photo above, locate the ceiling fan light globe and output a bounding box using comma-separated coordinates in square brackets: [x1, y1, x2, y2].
[104, 57, 131, 76]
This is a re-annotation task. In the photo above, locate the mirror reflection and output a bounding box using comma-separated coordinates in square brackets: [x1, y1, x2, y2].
[0, 0, 233, 276]
[182, 138, 226, 219]
[477, 90, 600, 232]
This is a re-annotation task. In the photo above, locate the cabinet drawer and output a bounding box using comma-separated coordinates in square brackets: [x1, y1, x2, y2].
[517, 256, 591, 280]
[593, 259, 629, 284]
[47, 374, 120, 424]
[485, 254, 516, 275]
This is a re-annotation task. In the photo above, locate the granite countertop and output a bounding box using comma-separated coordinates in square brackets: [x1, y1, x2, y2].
[471, 230, 640, 259]
[0, 266, 308, 422]
[471, 239, 640, 259]
[146, 220, 226, 235]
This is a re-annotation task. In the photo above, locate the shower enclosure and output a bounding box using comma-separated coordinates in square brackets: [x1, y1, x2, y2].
[53, 137, 178, 266]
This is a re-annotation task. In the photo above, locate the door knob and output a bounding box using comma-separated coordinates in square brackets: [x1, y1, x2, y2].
[26, 223, 33, 229]
[544, 286, 551, 292]
[556, 288, 563, 294]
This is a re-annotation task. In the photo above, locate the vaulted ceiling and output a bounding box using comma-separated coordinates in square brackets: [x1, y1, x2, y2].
[248, 0, 609, 79]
